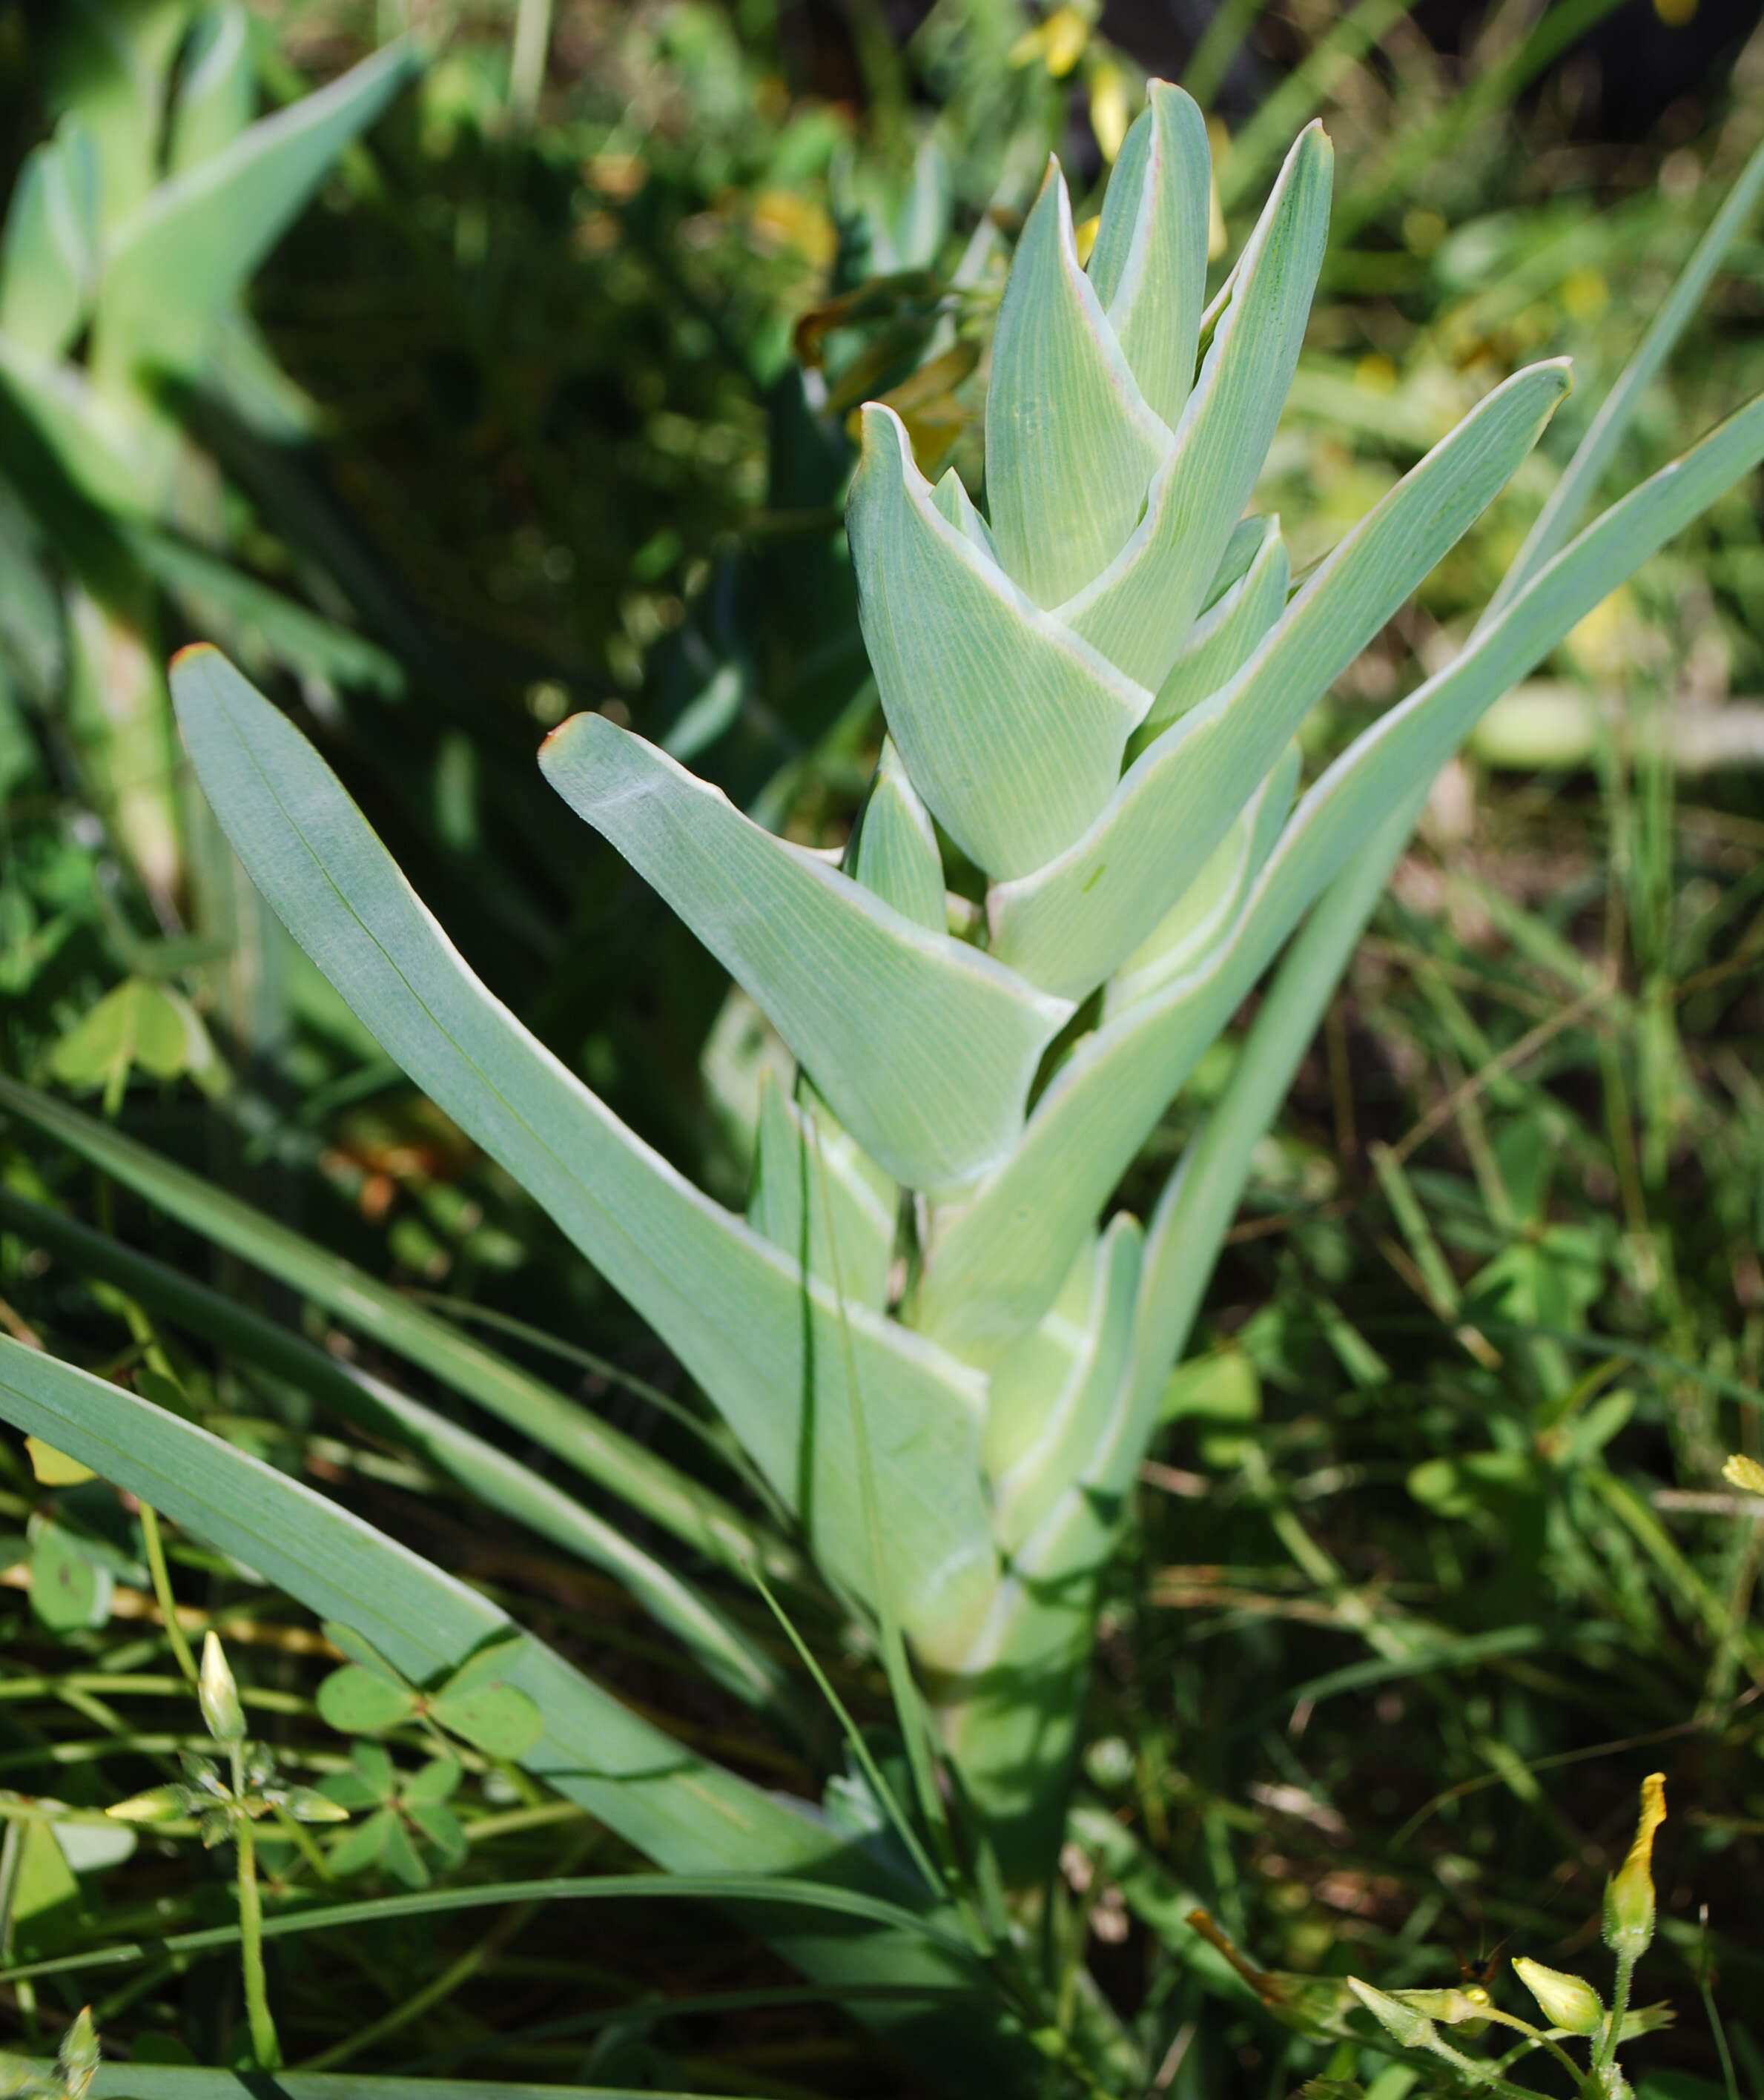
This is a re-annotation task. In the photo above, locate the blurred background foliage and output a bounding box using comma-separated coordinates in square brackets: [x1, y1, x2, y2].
[3, 0, 1764, 2092]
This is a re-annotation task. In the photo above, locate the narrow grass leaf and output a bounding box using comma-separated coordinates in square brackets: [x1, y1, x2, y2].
[0, 1340, 1023, 2080]
[0, 1078, 780, 1586]
[0, 1184, 791, 1713]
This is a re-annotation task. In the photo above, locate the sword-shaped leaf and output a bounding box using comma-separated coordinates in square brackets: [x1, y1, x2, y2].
[0, 119, 99, 357]
[849, 739, 946, 934]
[1087, 82, 1212, 429]
[749, 1073, 898, 1313]
[1059, 124, 1333, 688]
[848, 403, 1150, 880]
[1127, 515, 1288, 755]
[168, 647, 997, 1654]
[541, 710, 1070, 1192]
[919, 389, 1764, 1361]
[990, 359, 1570, 997]
[165, 5, 255, 176]
[984, 1213, 1141, 1556]
[90, 40, 417, 393]
[984, 159, 1169, 609]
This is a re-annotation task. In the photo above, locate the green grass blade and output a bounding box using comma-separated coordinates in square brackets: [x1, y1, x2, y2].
[1060, 123, 1332, 689]
[0, 1338, 1031, 2081]
[846, 403, 1149, 882]
[985, 159, 1168, 607]
[92, 2074, 732, 2100]
[1482, 128, 1764, 624]
[90, 41, 419, 391]
[989, 359, 1570, 998]
[1, 1869, 979, 1987]
[0, 1186, 790, 1715]
[166, 650, 996, 1651]
[540, 710, 1068, 1192]
[922, 389, 1764, 1361]
[0, 1077, 784, 1588]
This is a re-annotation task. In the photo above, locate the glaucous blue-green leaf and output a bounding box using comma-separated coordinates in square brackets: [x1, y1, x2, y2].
[0, 119, 99, 357]
[848, 403, 1150, 880]
[989, 359, 1570, 997]
[1058, 124, 1333, 688]
[1103, 742, 1298, 1015]
[929, 463, 996, 557]
[0, 344, 145, 512]
[45, 0, 191, 232]
[983, 159, 1169, 608]
[0, 1338, 1020, 2087]
[749, 1073, 897, 1312]
[1086, 82, 1212, 429]
[165, 6, 254, 176]
[90, 39, 417, 394]
[1128, 515, 1289, 755]
[169, 647, 997, 1657]
[541, 710, 1068, 1191]
[985, 1213, 1141, 1556]
[850, 739, 946, 933]
[919, 389, 1764, 1362]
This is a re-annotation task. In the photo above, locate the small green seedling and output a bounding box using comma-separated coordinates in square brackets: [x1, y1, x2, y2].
[108, 1634, 344, 2069]
[315, 1622, 544, 1761]
[318, 1744, 467, 1889]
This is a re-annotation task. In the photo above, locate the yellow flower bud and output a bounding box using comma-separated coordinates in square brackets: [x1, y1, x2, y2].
[199, 1631, 245, 1746]
[1603, 1772, 1665, 1955]
[1513, 1956, 1605, 2035]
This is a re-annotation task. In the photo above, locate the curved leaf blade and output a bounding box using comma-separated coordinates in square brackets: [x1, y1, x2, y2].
[1088, 82, 1212, 429]
[922, 387, 1764, 1359]
[989, 358, 1570, 997]
[167, 648, 996, 1651]
[984, 159, 1169, 607]
[848, 404, 1149, 881]
[541, 712, 1067, 1192]
[1059, 123, 1334, 689]
[91, 41, 419, 391]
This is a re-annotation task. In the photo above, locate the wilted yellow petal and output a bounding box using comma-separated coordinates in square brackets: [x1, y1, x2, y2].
[26, 1438, 96, 1488]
